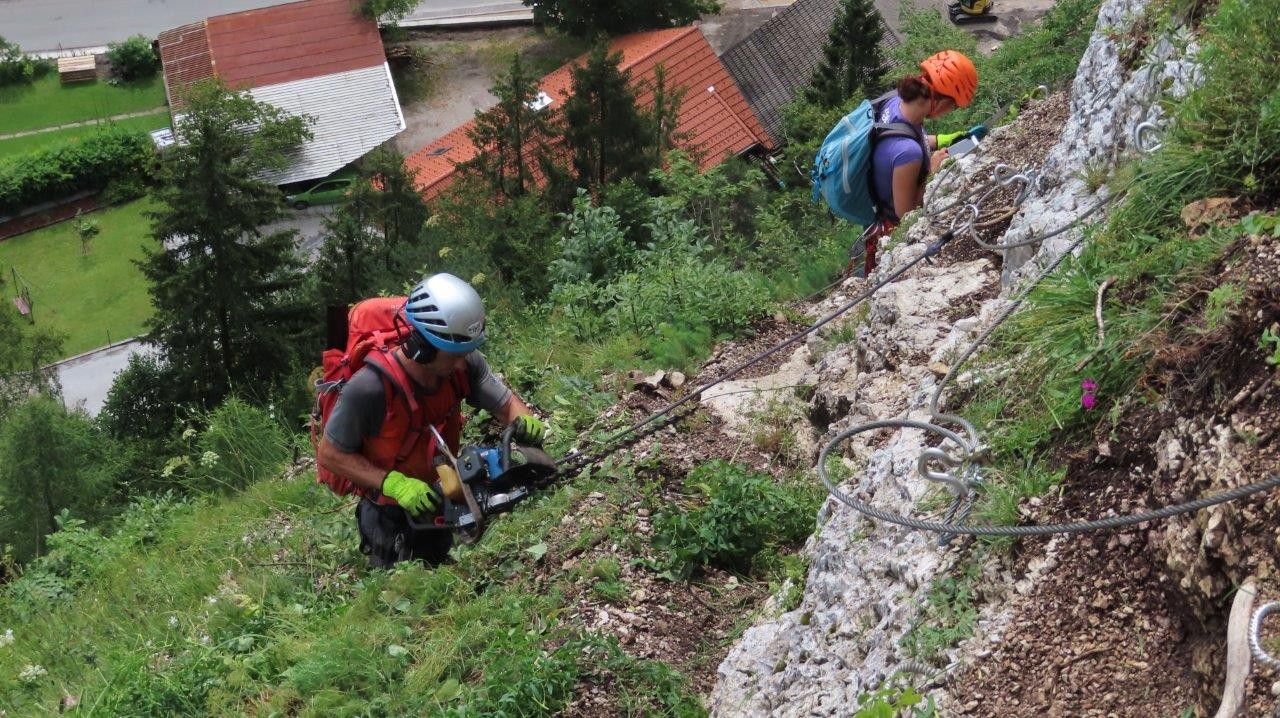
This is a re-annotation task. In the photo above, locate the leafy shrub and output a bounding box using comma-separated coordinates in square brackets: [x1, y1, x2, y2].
[101, 173, 149, 205]
[101, 352, 182, 446]
[653, 460, 820, 579]
[0, 128, 152, 215]
[189, 397, 293, 493]
[107, 35, 159, 81]
[0, 396, 125, 562]
[549, 189, 636, 285]
[0, 35, 49, 86]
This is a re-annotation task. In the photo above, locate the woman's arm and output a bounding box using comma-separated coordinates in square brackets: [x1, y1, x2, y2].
[891, 160, 924, 220]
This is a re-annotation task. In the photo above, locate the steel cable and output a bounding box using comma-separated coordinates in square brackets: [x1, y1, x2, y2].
[557, 231, 959, 477]
[818, 422, 1280, 535]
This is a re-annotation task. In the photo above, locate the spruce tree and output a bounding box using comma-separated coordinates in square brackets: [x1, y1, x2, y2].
[525, 0, 720, 38]
[311, 176, 381, 309]
[462, 53, 557, 202]
[311, 147, 427, 308]
[364, 147, 428, 272]
[141, 80, 312, 409]
[560, 43, 656, 195]
[646, 64, 688, 169]
[806, 0, 888, 108]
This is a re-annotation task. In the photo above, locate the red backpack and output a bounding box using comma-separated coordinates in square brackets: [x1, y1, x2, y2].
[309, 297, 468, 499]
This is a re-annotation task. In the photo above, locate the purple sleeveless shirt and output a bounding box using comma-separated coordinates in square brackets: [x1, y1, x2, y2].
[871, 95, 927, 221]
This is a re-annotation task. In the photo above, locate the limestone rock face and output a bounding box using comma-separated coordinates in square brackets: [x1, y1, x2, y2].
[708, 0, 1204, 714]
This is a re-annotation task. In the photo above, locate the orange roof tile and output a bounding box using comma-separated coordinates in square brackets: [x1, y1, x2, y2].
[160, 0, 384, 102]
[405, 26, 771, 201]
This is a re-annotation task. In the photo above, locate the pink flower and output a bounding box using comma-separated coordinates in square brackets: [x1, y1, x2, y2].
[1081, 378, 1098, 410]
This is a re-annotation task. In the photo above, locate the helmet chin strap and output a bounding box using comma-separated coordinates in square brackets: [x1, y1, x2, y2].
[405, 331, 438, 365]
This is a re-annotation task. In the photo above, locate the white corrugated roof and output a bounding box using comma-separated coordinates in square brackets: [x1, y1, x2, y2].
[252, 62, 405, 185]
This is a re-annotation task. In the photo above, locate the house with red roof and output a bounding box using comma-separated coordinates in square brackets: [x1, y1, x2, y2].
[404, 26, 772, 202]
[157, 0, 404, 185]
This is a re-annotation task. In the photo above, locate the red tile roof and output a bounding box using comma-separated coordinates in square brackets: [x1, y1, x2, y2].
[405, 26, 772, 201]
[159, 0, 384, 107]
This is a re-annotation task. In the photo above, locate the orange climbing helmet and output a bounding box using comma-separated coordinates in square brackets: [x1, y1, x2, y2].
[920, 50, 978, 108]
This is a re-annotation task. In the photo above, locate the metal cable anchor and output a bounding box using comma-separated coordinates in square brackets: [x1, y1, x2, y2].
[1251, 602, 1280, 672]
[1133, 120, 1164, 154]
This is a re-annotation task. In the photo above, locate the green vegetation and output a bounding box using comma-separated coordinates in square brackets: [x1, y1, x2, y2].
[953, 0, 1280, 540]
[653, 460, 822, 580]
[807, 0, 888, 108]
[0, 199, 156, 357]
[106, 35, 160, 82]
[902, 561, 981, 662]
[0, 73, 166, 136]
[139, 80, 311, 414]
[526, 0, 720, 38]
[854, 677, 937, 717]
[0, 127, 153, 214]
[0, 396, 127, 562]
[0, 455, 705, 715]
[0, 36, 50, 87]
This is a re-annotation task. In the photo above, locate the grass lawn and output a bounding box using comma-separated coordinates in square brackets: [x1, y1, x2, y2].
[0, 74, 167, 136]
[0, 111, 170, 158]
[0, 199, 156, 358]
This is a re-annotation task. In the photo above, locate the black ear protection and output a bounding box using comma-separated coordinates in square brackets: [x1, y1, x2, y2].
[404, 330, 438, 365]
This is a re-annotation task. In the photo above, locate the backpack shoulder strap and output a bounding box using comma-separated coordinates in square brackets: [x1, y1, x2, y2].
[365, 350, 426, 465]
[452, 366, 471, 400]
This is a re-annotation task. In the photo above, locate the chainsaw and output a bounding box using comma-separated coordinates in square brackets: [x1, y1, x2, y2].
[406, 423, 558, 543]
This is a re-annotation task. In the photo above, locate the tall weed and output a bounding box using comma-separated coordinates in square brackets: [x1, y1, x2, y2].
[653, 461, 821, 580]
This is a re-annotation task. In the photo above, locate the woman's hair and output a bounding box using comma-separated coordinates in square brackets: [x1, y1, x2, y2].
[897, 75, 933, 102]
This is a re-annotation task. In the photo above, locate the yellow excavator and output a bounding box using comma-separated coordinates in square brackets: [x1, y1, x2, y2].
[949, 0, 998, 24]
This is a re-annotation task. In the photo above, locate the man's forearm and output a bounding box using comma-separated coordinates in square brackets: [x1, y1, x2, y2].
[317, 438, 389, 494]
[494, 394, 533, 426]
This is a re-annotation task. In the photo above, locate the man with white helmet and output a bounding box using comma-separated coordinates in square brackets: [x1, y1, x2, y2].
[317, 273, 546, 567]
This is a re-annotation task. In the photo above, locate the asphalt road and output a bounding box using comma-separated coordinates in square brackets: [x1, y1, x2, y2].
[0, 0, 529, 53]
[56, 339, 155, 416]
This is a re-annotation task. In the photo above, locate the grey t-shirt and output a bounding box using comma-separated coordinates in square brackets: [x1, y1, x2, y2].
[324, 352, 513, 453]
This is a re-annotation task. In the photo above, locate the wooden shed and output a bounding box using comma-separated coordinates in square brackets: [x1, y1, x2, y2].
[57, 55, 97, 84]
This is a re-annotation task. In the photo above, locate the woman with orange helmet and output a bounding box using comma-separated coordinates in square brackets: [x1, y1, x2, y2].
[851, 50, 984, 277]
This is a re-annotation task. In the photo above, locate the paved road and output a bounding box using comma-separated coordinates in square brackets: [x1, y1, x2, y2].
[0, 0, 530, 53]
[56, 339, 155, 416]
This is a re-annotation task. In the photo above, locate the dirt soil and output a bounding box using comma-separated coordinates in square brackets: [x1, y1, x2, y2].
[527, 313, 811, 714]
[949, 227, 1280, 717]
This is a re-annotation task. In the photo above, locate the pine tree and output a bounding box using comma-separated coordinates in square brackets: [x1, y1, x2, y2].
[526, 0, 720, 38]
[311, 176, 381, 309]
[646, 64, 688, 169]
[462, 53, 557, 202]
[806, 0, 888, 108]
[310, 148, 427, 308]
[560, 43, 656, 195]
[364, 147, 428, 272]
[141, 80, 312, 409]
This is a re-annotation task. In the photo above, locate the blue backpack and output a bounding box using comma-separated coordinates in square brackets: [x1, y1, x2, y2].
[811, 92, 928, 226]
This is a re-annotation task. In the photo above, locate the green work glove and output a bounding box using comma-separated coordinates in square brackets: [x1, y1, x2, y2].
[381, 470, 440, 517]
[935, 130, 966, 149]
[512, 415, 547, 446]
